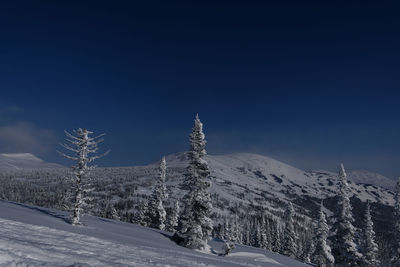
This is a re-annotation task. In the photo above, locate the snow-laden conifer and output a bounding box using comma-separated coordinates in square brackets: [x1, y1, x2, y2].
[242, 221, 251, 246]
[148, 156, 168, 230]
[223, 217, 234, 242]
[391, 178, 400, 266]
[58, 128, 109, 225]
[271, 220, 281, 252]
[360, 201, 379, 267]
[104, 201, 120, 221]
[260, 216, 270, 250]
[173, 114, 213, 250]
[232, 215, 241, 244]
[252, 219, 261, 247]
[332, 164, 361, 266]
[312, 201, 334, 267]
[134, 200, 150, 226]
[166, 201, 180, 233]
[281, 202, 298, 258]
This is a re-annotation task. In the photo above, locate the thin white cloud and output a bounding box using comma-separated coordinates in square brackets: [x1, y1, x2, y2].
[0, 121, 57, 155]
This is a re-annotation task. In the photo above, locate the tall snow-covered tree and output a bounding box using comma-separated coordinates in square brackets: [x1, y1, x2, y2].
[271, 220, 281, 253]
[281, 202, 298, 258]
[58, 128, 109, 225]
[166, 201, 180, 233]
[173, 114, 213, 250]
[332, 164, 361, 266]
[391, 178, 400, 266]
[360, 201, 379, 267]
[259, 216, 270, 250]
[242, 221, 251, 246]
[253, 219, 262, 248]
[232, 215, 241, 244]
[223, 217, 234, 242]
[148, 156, 168, 230]
[312, 201, 334, 267]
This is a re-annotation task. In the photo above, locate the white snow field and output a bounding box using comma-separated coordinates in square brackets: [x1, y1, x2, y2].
[0, 200, 311, 267]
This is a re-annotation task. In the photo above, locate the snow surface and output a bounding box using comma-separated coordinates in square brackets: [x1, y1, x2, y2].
[0, 200, 311, 267]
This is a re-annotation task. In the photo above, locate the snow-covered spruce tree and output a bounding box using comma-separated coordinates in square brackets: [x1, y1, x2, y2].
[148, 156, 168, 230]
[331, 164, 361, 266]
[242, 221, 251, 246]
[252, 218, 262, 247]
[58, 128, 109, 226]
[232, 215, 241, 244]
[260, 216, 270, 250]
[104, 201, 120, 221]
[360, 201, 379, 267]
[311, 201, 334, 267]
[223, 217, 235, 242]
[133, 200, 150, 226]
[173, 114, 213, 250]
[391, 178, 400, 266]
[166, 201, 180, 232]
[281, 202, 298, 258]
[271, 220, 281, 253]
[299, 235, 314, 264]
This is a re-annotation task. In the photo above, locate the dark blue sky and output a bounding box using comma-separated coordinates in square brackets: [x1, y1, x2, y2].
[0, 1, 400, 178]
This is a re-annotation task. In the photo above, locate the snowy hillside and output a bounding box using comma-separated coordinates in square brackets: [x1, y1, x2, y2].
[0, 152, 396, 264]
[0, 153, 62, 169]
[0, 200, 310, 266]
[163, 152, 395, 207]
[347, 170, 396, 191]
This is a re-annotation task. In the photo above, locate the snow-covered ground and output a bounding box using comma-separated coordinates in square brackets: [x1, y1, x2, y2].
[0, 200, 310, 267]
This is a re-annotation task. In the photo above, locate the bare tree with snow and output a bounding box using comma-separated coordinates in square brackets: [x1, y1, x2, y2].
[148, 156, 168, 230]
[58, 128, 109, 226]
[312, 201, 334, 267]
[331, 164, 361, 266]
[173, 114, 213, 250]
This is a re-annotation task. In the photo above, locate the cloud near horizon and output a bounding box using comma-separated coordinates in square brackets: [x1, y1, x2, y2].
[0, 121, 57, 155]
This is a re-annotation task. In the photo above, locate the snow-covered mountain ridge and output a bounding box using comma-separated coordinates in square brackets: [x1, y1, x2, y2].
[162, 152, 395, 206]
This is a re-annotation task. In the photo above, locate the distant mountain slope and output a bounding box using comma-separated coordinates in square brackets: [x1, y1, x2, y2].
[0, 200, 310, 267]
[347, 170, 396, 191]
[163, 152, 395, 206]
[0, 153, 62, 169]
